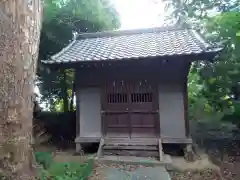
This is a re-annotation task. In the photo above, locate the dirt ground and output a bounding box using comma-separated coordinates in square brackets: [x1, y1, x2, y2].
[171, 153, 220, 171]
[207, 143, 240, 180]
[91, 155, 240, 180]
[36, 145, 240, 180]
[35, 145, 92, 163]
[169, 151, 240, 180]
[169, 169, 222, 180]
[88, 163, 222, 180]
[214, 155, 240, 180]
[89, 163, 108, 180]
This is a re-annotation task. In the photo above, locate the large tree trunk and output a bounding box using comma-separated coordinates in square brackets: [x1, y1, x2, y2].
[0, 1, 42, 179]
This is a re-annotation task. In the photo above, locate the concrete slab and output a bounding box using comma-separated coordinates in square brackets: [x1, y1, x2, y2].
[107, 166, 171, 180]
[95, 155, 172, 167]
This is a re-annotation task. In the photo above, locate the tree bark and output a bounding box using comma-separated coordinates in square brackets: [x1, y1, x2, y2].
[70, 90, 74, 112]
[70, 71, 75, 112]
[0, 1, 42, 179]
[63, 70, 69, 112]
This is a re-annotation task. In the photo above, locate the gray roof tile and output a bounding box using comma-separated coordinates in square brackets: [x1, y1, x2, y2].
[42, 27, 221, 64]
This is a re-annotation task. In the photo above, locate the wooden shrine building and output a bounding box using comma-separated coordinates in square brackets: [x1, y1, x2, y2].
[42, 26, 221, 159]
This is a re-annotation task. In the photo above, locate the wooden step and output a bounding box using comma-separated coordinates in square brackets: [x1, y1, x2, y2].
[104, 149, 159, 157]
[101, 138, 163, 159]
[103, 145, 158, 151]
[104, 138, 158, 146]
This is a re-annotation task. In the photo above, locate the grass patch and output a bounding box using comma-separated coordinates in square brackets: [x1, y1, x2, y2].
[35, 152, 93, 180]
[35, 151, 53, 169]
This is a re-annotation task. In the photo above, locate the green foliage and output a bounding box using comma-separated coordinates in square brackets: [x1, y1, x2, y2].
[163, 0, 239, 27]
[33, 112, 76, 145]
[39, 0, 120, 61]
[35, 151, 53, 169]
[199, 12, 240, 110]
[188, 68, 220, 121]
[35, 150, 94, 180]
[38, 159, 94, 180]
[237, 30, 240, 37]
[38, 0, 120, 111]
[163, 0, 240, 126]
[222, 103, 240, 128]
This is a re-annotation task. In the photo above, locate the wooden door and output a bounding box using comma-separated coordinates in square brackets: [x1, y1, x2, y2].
[129, 82, 159, 138]
[102, 81, 159, 138]
[102, 81, 130, 137]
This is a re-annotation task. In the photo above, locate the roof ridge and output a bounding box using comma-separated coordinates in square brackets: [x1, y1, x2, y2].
[189, 29, 211, 51]
[51, 40, 77, 61]
[189, 29, 224, 52]
[76, 26, 187, 40]
[41, 27, 222, 65]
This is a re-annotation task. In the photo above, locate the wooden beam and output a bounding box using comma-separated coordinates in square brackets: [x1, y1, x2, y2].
[161, 137, 192, 144]
[75, 137, 101, 143]
[97, 138, 104, 158]
[158, 138, 163, 161]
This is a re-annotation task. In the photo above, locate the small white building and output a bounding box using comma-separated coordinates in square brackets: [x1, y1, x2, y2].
[43, 26, 221, 159]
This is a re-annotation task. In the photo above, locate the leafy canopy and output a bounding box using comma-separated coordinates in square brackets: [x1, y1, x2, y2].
[163, 0, 240, 125]
[38, 0, 120, 111]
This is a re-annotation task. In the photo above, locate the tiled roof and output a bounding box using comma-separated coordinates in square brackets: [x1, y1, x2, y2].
[42, 27, 222, 64]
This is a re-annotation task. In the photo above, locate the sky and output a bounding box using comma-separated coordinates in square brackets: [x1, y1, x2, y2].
[113, 0, 166, 30]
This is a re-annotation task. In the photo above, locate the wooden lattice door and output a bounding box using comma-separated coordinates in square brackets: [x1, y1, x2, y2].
[102, 81, 130, 137]
[102, 81, 159, 138]
[129, 82, 159, 138]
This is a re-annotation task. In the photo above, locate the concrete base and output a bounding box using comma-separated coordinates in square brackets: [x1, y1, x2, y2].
[75, 143, 84, 155]
[106, 166, 171, 180]
[75, 136, 192, 144]
[75, 137, 101, 143]
[95, 154, 172, 169]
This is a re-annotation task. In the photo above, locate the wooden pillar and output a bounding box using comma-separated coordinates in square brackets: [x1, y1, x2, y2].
[183, 61, 191, 137]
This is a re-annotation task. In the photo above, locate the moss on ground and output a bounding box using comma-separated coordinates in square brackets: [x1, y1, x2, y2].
[35, 151, 93, 180]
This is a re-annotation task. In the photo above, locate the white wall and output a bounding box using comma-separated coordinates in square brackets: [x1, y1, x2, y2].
[77, 88, 101, 138]
[158, 84, 186, 138]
